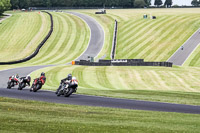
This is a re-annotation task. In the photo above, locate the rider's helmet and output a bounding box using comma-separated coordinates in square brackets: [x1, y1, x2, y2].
[72, 77, 76, 80]
[41, 72, 45, 76]
[16, 74, 19, 78]
[67, 73, 72, 80]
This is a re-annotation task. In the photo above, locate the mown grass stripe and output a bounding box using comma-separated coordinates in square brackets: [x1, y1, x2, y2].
[117, 16, 170, 54]
[138, 15, 197, 61]
[34, 13, 72, 64]
[29, 13, 64, 65]
[117, 16, 177, 58]
[125, 15, 188, 59]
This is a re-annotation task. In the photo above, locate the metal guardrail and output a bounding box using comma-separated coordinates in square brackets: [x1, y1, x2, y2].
[111, 20, 118, 59]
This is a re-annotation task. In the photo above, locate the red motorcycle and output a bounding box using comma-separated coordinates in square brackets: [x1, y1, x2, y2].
[30, 78, 43, 92]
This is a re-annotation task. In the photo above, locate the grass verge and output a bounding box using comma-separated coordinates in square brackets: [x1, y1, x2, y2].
[0, 97, 200, 133]
[30, 65, 200, 105]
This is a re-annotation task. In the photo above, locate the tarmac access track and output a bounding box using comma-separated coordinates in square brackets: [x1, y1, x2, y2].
[168, 28, 200, 66]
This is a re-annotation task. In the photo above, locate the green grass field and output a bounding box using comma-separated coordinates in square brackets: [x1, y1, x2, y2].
[184, 44, 200, 67]
[1, 97, 200, 133]
[1, 9, 200, 132]
[23, 12, 90, 65]
[0, 11, 50, 62]
[30, 65, 200, 105]
[0, 11, 90, 65]
[77, 9, 200, 65]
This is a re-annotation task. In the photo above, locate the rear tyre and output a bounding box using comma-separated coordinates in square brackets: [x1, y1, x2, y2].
[64, 88, 74, 97]
[33, 85, 37, 92]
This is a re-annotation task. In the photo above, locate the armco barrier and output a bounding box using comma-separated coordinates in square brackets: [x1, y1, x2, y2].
[75, 59, 173, 67]
[111, 20, 118, 59]
[0, 11, 53, 65]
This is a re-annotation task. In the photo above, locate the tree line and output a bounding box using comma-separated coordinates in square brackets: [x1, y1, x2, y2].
[9, 0, 175, 9]
[0, 0, 11, 15]
[191, 0, 200, 6]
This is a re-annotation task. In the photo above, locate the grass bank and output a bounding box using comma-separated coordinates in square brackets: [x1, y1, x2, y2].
[0, 97, 200, 133]
[76, 9, 200, 63]
[0, 11, 50, 62]
[30, 65, 200, 105]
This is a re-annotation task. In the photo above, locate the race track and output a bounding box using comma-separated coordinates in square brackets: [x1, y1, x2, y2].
[66, 12, 104, 61]
[0, 12, 200, 114]
[0, 88, 200, 114]
[168, 28, 200, 66]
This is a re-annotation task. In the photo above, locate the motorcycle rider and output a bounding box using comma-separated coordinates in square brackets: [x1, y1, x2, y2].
[39, 72, 46, 85]
[30, 72, 46, 91]
[11, 74, 20, 85]
[71, 77, 78, 92]
[55, 73, 72, 94]
[19, 75, 31, 86]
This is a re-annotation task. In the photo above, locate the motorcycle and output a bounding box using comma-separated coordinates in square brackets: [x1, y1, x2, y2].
[7, 76, 19, 89]
[18, 77, 31, 90]
[30, 78, 42, 92]
[56, 80, 78, 97]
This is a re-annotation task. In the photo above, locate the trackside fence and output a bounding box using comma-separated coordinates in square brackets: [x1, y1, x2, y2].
[0, 11, 53, 65]
[111, 20, 118, 59]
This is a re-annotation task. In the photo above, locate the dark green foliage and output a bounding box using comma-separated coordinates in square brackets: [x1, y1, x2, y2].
[191, 0, 200, 6]
[164, 0, 172, 7]
[154, 0, 163, 7]
[9, 0, 152, 9]
[0, 0, 11, 15]
[144, 0, 151, 6]
[134, 0, 146, 8]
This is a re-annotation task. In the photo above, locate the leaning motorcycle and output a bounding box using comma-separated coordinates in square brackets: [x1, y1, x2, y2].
[18, 77, 30, 90]
[7, 76, 18, 89]
[30, 78, 42, 92]
[56, 80, 78, 97]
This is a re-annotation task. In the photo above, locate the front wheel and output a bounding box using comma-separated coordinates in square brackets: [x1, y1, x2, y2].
[7, 82, 13, 89]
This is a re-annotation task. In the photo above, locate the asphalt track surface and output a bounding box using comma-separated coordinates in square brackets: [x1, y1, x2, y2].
[66, 12, 105, 61]
[0, 12, 200, 114]
[168, 28, 200, 66]
[0, 88, 200, 114]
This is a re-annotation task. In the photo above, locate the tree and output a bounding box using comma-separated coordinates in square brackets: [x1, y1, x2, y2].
[154, 0, 163, 7]
[134, 0, 146, 8]
[0, 0, 11, 15]
[191, 0, 199, 6]
[144, 0, 151, 7]
[164, 0, 172, 7]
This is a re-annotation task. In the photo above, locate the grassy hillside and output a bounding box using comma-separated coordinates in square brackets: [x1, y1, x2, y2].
[184, 45, 200, 67]
[0, 11, 50, 62]
[78, 9, 200, 62]
[1, 97, 200, 133]
[21, 12, 90, 65]
[75, 10, 115, 60]
[30, 65, 200, 105]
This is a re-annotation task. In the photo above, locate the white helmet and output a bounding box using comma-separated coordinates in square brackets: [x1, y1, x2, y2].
[72, 77, 76, 80]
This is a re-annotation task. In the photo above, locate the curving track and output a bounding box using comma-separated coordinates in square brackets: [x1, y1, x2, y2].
[168, 28, 200, 66]
[0, 12, 200, 114]
[66, 11, 105, 60]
